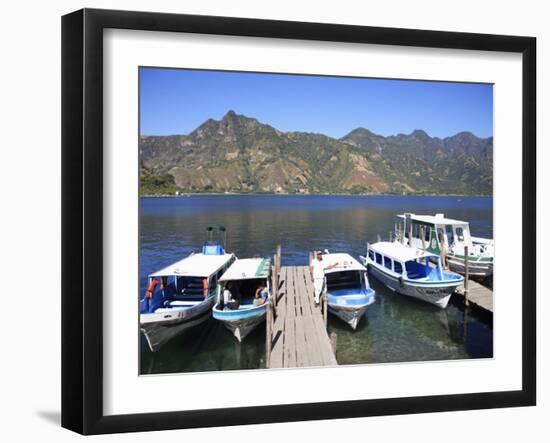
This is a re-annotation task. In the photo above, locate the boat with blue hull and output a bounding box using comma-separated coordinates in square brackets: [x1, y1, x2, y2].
[212, 257, 273, 342]
[314, 252, 376, 330]
[362, 241, 463, 309]
[140, 226, 236, 352]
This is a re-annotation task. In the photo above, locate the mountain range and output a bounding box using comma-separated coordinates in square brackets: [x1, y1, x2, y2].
[139, 110, 493, 196]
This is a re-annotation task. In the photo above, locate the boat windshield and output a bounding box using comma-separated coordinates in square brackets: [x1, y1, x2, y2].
[326, 271, 362, 292]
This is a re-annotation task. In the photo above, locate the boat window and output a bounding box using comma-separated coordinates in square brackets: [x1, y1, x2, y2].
[375, 253, 382, 265]
[393, 261, 403, 274]
[174, 276, 205, 299]
[446, 225, 454, 245]
[456, 227, 464, 241]
[384, 256, 392, 269]
[368, 249, 375, 260]
[326, 271, 361, 291]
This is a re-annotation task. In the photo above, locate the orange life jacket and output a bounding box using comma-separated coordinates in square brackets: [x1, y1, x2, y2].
[145, 279, 159, 298]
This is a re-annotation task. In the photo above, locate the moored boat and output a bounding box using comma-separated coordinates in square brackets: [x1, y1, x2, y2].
[212, 257, 273, 342]
[363, 241, 463, 309]
[140, 225, 236, 352]
[312, 251, 376, 330]
[396, 213, 494, 277]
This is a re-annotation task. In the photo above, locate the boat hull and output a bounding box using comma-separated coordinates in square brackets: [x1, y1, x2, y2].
[140, 296, 215, 352]
[221, 314, 266, 342]
[447, 253, 493, 277]
[328, 303, 369, 330]
[367, 264, 460, 309]
[213, 303, 268, 342]
[326, 289, 375, 330]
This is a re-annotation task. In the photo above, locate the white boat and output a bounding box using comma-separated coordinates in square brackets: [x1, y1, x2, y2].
[212, 257, 273, 342]
[363, 241, 463, 309]
[396, 213, 494, 277]
[140, 226, 236, 352]
[314, 252, 376, 330]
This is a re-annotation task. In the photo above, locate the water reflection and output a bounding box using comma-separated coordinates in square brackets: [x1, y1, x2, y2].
[140, 195, 493, 374]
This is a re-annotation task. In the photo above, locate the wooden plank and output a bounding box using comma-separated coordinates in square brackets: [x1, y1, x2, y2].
[284, 266, 297, 368]
[293, 267, 311, 367]
[454, 277, 493, 314]
[294, 267, 322, 366]
[268, 266, 337, 368]
[299, 266, 337, 366]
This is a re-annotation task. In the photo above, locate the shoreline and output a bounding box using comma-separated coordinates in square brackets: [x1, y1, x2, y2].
[140, 192, 493, 198]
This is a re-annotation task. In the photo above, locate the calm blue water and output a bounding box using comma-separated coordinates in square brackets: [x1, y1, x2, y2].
[140, 195, 493, 374]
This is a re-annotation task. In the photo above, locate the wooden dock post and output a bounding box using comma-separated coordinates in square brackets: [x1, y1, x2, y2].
[276, 244, 282, 271]
[322, 294, 328, 329]
[330, 332, 337, 353]
[464, 245, 470, 307]
[272, 257, 278, 315]
[265, 299, 273, 368]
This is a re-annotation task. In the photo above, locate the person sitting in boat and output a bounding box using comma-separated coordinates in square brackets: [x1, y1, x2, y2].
[310, 250, 339, 305]
[223, 282, 240, 310]
[253, 284, 268, 306]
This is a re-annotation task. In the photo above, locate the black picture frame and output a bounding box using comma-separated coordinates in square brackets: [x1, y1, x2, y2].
[61, 8, 536, 435]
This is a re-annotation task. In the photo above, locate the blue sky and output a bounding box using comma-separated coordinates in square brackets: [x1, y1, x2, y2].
[139, 68, 493, 139]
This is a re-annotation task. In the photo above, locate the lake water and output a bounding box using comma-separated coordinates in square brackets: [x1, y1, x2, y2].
[140, 195, 493, 374]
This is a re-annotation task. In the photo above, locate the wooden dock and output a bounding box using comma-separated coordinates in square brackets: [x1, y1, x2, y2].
[454, 279, 493, 313]
[267, 266, 337, 368]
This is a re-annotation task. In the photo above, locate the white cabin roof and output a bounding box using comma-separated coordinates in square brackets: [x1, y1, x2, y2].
[397, 213, 468, 226]
[369, 241, 438, 262]
[219, 258, 271, 281]
[149, 253, 235, 278]
[314, 253, 366, 274]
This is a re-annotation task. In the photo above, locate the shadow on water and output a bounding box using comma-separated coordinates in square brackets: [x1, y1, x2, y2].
[139, 195, 493, 374]
[141, 316, 267, 374]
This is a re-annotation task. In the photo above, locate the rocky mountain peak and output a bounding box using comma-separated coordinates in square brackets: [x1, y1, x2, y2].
[140, 113, 493, 196]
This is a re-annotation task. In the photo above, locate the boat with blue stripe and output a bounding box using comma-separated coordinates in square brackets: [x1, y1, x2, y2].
[314, 252, 376, 330]
[212, 257, 273, 342]
[362, 241, 463, 309]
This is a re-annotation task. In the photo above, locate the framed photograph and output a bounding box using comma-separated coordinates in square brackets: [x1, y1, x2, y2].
[62, 8, 536, 435]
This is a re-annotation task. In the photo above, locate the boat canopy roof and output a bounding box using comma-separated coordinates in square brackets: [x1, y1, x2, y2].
[149, 253, 234, 278]
[397, 213, 468, 226]
[219, 258, 271, 282]
[369, 241, 438, 262]
[317, 253, 366, 274]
